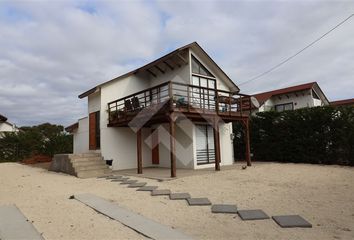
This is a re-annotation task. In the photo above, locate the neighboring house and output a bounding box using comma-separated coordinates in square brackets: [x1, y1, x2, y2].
[0, 113, 19, 137]
[67, 42, 252, 177]
[252, 82, 329, 113]
[330, 98, 354, 107]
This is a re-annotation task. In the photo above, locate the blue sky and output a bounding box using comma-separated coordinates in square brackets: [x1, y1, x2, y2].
[0, 0, 354, 126]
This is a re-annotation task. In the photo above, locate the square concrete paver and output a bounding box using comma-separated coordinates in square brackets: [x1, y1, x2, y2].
[272, 215, 312, 228]
[137, 186, 158, 191]
[237, 209, 270, 220]
[113, 177, 130, 182]
[169, 193, 191, 200]
[211, 204, 237, 214]
[106, 176, 122, 180]
[151, 190, 171, 196]
[186, 198, 211, 206]
[120, 180, 138, 185]
[128, 182, 147, 188]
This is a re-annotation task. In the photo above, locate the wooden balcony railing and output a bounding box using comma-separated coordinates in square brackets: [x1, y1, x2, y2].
[107, 81, 251, 125]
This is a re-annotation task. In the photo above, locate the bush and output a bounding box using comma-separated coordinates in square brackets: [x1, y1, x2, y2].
[234, 106, 354, 166]
[0, 123, 73, 162]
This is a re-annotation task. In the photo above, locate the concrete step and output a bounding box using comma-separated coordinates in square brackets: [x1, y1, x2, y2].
[75, 164, 109, 171]
[72, 160, 107, 167]
[77, 169, 111, 179]
[70, 156, 104, 163]
[71, 153, 102, 158]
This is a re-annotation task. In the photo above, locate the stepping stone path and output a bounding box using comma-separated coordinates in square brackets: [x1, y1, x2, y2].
[128, 182, 147, 188]
[272, 215, 312, 228]
[137, 186, 158, 191]
[151, 189, 171, 196]
[211, 204, 238, 214]
[120, 180, 138, 185]
[100, 174, 313, 228]
[169, 193, 191, 200]
[237, 209, 270, 220]
[187, 198, 211, 206]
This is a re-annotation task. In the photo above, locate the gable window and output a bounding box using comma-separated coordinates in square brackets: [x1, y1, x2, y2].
[191, 55, 216, 110]
[312, 89, 320, 100]
[275, 102, 293, 112]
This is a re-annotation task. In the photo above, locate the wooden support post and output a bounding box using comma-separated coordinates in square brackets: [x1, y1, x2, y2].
[244, 118, 252, 166]
[137, 128, 143, 174]
[213, 118, 221, 171]
[170, 114, 176, 178]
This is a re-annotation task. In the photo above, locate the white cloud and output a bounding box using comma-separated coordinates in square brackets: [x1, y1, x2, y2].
[0, 0, 353, 126]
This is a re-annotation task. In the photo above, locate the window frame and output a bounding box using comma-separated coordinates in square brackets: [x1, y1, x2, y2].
[274, 102, 294, 112]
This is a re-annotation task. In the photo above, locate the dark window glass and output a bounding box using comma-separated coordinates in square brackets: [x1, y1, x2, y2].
[275, 103, 293, 112]
[312, 89, 320, 99]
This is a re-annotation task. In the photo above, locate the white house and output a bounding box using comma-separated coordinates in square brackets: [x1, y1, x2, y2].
[67, 42, 252, 177]
[252, 82, 329, 113]
[0, 114, 19, 137]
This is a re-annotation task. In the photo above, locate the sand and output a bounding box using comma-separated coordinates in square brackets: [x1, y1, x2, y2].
[0, 162, 353, 240]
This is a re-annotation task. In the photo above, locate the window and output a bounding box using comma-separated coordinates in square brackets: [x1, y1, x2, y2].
[192, 55, 214, 77]
[191, 55, 217, 110]
[275, 103, 293, 112]
[312, 89, 320, 100]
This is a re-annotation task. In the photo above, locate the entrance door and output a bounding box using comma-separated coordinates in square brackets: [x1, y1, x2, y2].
[89, 111, 100, 150]
[151, 129, 159, 164]
[196, 125, 215, 165]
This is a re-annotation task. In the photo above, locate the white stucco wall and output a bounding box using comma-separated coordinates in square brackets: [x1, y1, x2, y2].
[88, 91, 101, 113]
[99, 73, 152, 170]
[73, 117, 89, 154]
[0, 122, 17, 132]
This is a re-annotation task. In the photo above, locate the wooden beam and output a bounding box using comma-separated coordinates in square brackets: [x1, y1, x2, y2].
[170, 114, 176, 178]
[170, 56, 182, 68]
[163, 60, 174, 70]
[147, 69, 157, 77]
[137, 128, 143, 174]
[244, 118, 251, 166]
[176, 53, 188, 64]
[213, 119, 221, 171]
[155, 65, 165, 74]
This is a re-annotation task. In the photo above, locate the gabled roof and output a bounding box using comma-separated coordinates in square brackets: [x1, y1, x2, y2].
[65, 122, 79, 133]
[0, 114, 7, 122]
[330, 98, 354, 107]
[79, 42, 239, 98]
[253, 82, 329, 105]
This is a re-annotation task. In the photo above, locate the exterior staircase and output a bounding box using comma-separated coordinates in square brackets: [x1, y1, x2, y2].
[49, 152, 111, 178]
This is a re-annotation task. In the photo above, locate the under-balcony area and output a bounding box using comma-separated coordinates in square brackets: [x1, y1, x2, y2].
[107, 81, 251, 128]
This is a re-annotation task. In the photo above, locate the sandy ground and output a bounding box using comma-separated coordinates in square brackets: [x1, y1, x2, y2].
[0, 162, 353, 240]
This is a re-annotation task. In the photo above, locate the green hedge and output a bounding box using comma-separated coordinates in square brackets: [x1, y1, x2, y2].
[234, 106, 354, 166]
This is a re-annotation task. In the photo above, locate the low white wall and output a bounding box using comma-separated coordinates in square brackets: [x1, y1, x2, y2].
[73, 117, 89, 154]
[101, 127, 152, 170]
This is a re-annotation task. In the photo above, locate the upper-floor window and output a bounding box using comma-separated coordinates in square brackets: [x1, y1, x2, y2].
[192, 55, 214, 77]
[312, 89, 320, 100]
[275, 102, 293, 112]
[191, 55, 216, 89]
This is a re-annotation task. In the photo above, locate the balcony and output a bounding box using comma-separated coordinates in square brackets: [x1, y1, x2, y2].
[107, 81, 251, 127]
